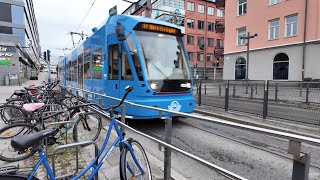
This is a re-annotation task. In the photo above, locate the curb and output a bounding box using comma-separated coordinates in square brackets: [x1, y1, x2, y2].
[194, 109, 320, 140]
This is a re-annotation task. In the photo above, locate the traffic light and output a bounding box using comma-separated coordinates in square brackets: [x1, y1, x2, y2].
[44, 51, 47, 60]
[47, 50, 51, 61]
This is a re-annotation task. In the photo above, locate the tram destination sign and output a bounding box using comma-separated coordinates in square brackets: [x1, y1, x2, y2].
[134, 23, 181, 35]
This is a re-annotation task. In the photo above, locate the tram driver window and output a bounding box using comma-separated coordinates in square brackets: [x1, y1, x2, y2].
[108, 45, 118, 80]
[122, 48, 133, 81]
[84, 54, 91, 79]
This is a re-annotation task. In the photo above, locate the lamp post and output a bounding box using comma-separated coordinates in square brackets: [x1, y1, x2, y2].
[240, 32, 257, 80]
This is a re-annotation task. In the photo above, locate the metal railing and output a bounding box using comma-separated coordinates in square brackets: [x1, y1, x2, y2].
[63, 85, 320, 180]
[196, 80, 320, 125]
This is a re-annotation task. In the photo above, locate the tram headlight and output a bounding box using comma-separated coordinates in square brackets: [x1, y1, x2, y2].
[150, 83, 158, 90]
[186, 83, 191, 88]
[180, 83, 192, 89]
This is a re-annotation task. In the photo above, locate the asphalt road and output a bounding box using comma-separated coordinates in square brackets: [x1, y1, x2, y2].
[125, 117, 320, 180]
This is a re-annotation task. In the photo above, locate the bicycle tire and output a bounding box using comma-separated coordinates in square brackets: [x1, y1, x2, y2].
[73, 112, 102, 142]
[120, 139, 152, 180]
[0, 123, 39, 162]
[0, 174, 39, 180]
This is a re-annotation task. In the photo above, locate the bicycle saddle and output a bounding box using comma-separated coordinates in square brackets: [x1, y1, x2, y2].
[23, 103, 45, 112]
[11, 129, 56, 151]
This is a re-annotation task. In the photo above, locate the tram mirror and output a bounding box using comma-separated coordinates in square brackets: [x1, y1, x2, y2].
[116, 24, 126, 41]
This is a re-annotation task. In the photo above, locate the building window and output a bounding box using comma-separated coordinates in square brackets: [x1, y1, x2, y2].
[198, 4, 205, 14]
[0, 26, 12, 34]
[217, 9, 224, 17]
[187, 19, 194, 28]
[238, 0, 247, 16]
[0, 2, 12, 22]
[286, 14, 298, 37]
[269, 18, 280, 40]
[208, 38, 214, 47]
[270, 0, 281, 5]
[188, 52, 194, 61]
[13, 28, 26, 46]
[198, 36, 204, 46]
[207, 53, 213, 61]
[235, 57, 246, 79]
[187, 35, 194, 44]
[198, 20, 204, 30]
[208, 22, 214, 31]
[11, 5, 24, 25]
[217, 39, 223, 47]
[197, 52, 204, 61]
[273, 53, 289, 80]
[208, 7, 214, 16]
[237, 27, 246, 46]
[187, 2, 195, 11]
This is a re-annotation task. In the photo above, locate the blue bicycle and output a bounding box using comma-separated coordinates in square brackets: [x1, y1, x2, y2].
[0, 86, 152, 180]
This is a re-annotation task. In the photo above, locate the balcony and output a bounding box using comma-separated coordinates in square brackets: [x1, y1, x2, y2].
[214, 46, 224, 58]
[215, 19, 225, 33]
[215, 0, 225, 8]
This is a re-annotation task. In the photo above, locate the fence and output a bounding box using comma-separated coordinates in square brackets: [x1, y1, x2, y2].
[63, 86, 320, 180]
[196, 80, 320, 125]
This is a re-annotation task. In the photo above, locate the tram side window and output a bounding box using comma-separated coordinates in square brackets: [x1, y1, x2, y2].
[92, 49, 102, 79]
[70, 62, 74, 81]
[108, 45, 118, 80]
[72, 61, 77, 82]
[84, 54, 91, 79]
[67, 62, 71, 81]
[122, 48, 133, 80]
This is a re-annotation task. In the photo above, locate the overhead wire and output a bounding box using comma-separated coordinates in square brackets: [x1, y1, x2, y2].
[64, 0, 98, 49]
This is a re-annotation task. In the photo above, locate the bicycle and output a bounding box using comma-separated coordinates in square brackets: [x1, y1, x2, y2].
[0, 97, 102, 162]
[0, 86, 152, 180]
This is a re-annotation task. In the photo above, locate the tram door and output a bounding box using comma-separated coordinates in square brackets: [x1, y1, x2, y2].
[106, 44, 120, 100]
[78, 54, 84, 90]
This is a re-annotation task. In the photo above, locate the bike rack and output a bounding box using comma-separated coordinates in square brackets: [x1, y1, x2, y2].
[52, 140, 99, 180]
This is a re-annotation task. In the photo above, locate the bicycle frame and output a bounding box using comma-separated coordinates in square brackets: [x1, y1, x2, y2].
[26, 117, 145, 180]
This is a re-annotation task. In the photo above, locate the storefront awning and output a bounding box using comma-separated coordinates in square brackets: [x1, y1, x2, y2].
[19, 57, 31, 66]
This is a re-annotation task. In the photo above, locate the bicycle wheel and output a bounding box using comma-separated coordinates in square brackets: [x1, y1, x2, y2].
[0, 105, 27, 124]
[0, 123, 39, 162]
[73, 112, 102, 142]
[120, 139, 152, 180]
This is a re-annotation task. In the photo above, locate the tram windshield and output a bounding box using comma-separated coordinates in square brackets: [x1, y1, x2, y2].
[135, 31, 190, 81]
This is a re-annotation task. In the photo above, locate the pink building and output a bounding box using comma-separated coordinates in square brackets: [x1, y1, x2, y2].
[222, 0, 320, 80]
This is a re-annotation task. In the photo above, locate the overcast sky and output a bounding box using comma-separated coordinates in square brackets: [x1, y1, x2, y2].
[33, 0, 132, 64]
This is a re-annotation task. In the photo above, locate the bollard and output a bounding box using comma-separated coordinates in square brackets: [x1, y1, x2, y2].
[204, 84, 207, 95]
[250, 84, 254, 99]
[196, 82, 198, 94]
[164, 116, 172, 180]
[233, 84, 236, 98]
[225, 81, 229, 111]
[120, 105, 126, 133]
[219, 85, 221, 96]
[275, 83, 278, 102]
[299, 84, 302, 97]
[255, 83, 258, 94]
[198, 80, 202, 106]
[306, 83, 310, 104]
[98, 98, 102, 106]
[245, 82, 249, 94]
[263, 81, 269, 119]
[288, 140, 311, 180]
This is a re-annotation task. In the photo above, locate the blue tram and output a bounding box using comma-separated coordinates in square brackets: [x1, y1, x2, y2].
[58, 14, 195, 119]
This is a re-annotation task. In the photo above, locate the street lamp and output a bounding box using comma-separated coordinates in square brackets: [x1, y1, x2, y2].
[240, 32, 257, 80]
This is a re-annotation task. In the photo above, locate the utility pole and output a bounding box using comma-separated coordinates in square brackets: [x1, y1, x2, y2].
[146, 0, 151, 17]
[240, 32, 257, 80]
[204, 0, 208, 79]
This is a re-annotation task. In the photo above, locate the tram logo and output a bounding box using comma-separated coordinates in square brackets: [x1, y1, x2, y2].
[168, 101, 181, 112]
